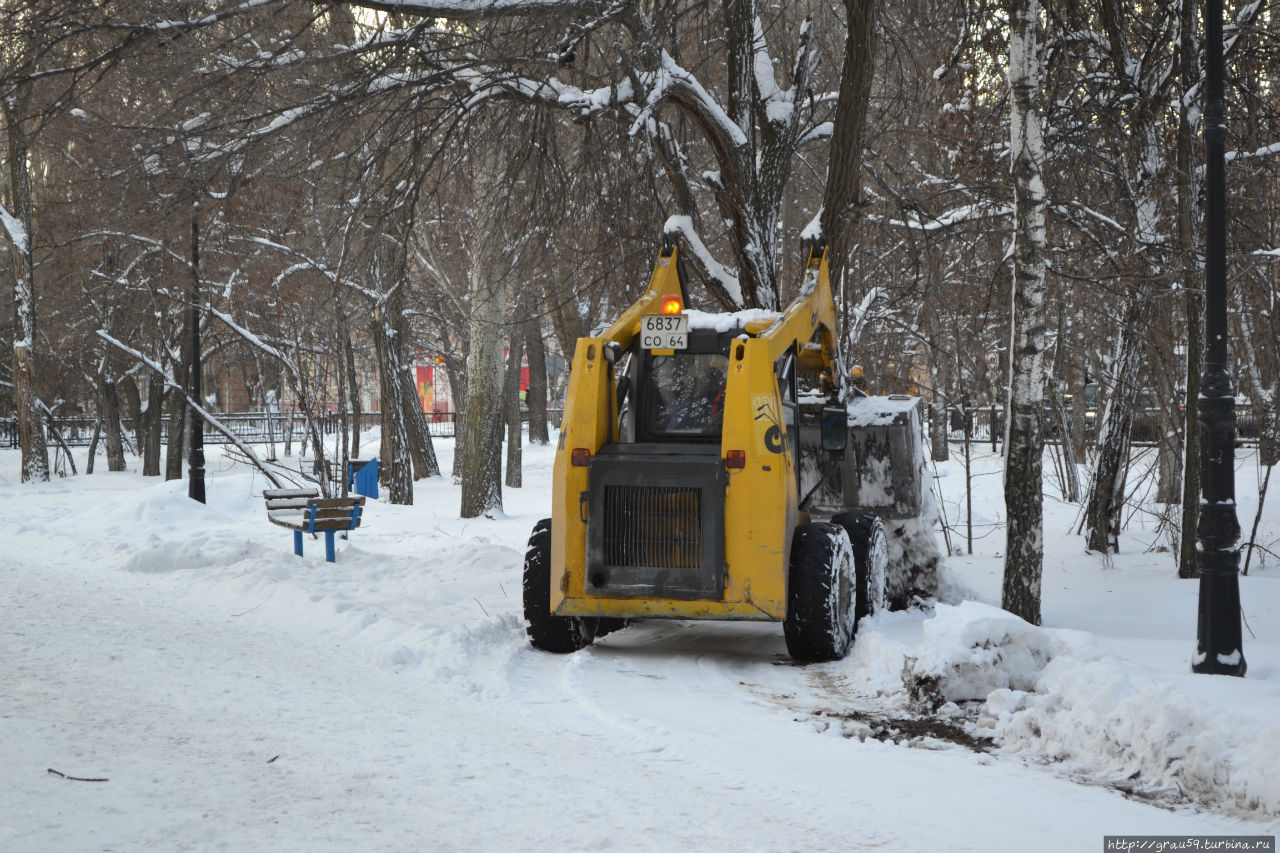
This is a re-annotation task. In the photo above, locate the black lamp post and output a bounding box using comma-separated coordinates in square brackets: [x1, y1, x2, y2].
[188, 200, 206, 504]
[1193, 0, 1244, 676]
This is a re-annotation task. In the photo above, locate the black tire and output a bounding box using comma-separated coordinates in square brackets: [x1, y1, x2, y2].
[523, 519, 596, 653]
[783, 522, 857, 663]
[831, 512, 888, 624]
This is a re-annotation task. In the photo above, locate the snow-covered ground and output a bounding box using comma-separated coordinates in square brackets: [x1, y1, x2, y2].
[2, 432, 1277, 851]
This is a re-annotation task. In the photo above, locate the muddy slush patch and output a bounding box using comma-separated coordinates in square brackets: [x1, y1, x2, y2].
[808, 707, 995, 752]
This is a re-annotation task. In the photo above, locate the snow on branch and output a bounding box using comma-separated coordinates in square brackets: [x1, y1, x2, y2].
[193, 62, 440, 167]
[1064, 203, 1126, 233]
[347, 0, 618, 20]
[1227, 140, 1280, 162]
[95, 330, 283, 488]
[886, 202, 1014, 232]
[453, 62, 635, 117]
[845, 285, 881, 349]
[797, 121, 833, 146]
[122, 0, 280, 33]
[239, 235, 378, 303]
[0, 203, 29, 255]
[663, 215, 742, 307]
[752, 16, 788, 123]
[210, 308, 291, 369]
[631, 52, 749, 150]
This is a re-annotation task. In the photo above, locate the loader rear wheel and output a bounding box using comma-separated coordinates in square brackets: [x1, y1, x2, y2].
[523, 519, 596, 653]
[784, 523, 857, 663]
[831, 513, 888, 623]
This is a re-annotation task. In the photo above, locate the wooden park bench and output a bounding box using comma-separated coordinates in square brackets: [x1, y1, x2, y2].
[264, 487, 365, 563]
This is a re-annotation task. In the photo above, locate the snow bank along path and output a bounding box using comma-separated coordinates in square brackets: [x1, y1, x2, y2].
[2, 440, 1277, 850]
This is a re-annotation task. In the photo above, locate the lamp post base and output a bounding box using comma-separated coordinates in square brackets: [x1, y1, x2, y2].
[1192, 547, 1246, 676]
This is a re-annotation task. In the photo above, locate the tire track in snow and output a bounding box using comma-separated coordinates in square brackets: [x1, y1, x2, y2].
[515, 622, 863, 829]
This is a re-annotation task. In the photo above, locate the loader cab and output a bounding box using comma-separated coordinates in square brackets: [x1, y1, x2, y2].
[623, 327, 738, 445]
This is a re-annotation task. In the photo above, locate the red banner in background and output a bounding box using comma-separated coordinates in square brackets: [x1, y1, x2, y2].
[416, 365, 434, 412]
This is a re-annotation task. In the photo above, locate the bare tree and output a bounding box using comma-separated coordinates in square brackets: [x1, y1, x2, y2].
[1002, 0, 1048, 625]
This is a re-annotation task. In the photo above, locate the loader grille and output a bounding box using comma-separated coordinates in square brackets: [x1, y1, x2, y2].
[602, 484, 703, 570]
[585, 446, 725, 600]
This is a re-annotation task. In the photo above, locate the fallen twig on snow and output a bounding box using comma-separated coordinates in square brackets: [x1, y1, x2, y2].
[47, 768, 108, 782]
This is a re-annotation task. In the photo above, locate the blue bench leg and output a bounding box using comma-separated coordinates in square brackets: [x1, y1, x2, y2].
[293, 530, 304, 557]
[325, 530, 336, 563]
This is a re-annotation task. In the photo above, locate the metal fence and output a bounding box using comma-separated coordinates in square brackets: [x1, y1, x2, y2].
[939, 403, 1266, 448]
[0, 410, 461, 448]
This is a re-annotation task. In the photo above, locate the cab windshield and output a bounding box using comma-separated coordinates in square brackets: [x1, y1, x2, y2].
[644, 352, 729, 437]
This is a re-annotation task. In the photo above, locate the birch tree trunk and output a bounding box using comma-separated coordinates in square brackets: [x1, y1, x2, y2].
[1085, 294, 1146, 552]
[3, 90, 50, 483]
[1002, 0, 1048, 626]
[1088, 0, 1175, 555]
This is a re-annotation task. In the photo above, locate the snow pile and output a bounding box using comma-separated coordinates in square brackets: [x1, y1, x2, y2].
[903, 601, 1082, 707]
[904, 601, 1280, 819]
[991, 658, 1280, 818]
[845, 613, 917, 697]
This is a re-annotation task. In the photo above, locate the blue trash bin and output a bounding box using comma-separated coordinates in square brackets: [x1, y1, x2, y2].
[348, 458, 380, 499]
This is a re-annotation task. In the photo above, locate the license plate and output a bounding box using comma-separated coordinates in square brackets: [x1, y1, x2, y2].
[640, 314, 688, 350]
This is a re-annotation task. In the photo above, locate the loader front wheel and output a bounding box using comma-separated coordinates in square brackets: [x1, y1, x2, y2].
[784, 523, 857, 663]
[523, 519, 596, 653]
[832, 513, 888, 624]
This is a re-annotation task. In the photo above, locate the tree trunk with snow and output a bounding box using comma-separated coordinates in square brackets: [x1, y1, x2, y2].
[820, 0, 881, 287]
[458, 265, 507, 515]
[165, 361, 188, 482]
[341, 321, 361, 459]
[165, 403, 188, 482]
[926, 309, 951, 463]
[86, 420, 101, 475]
[141, 373, 164, 477]
[1001, 0, 1049, 626]
[458, 149, 508, 518]
[372, 304, 413, 505]
[119, 375, 143, 457]
[525, 317, 549, 445]
[399, 357, 440, 480]
[3, 91, 50, 483]
[1048, 305, 1080, 503]
[1152, 311, 1183, 507]
[1176, 0, 1202, 579]
[101, 375, 126, 472]
[1085, 294, 1146, 552]
[504, 317, 524, 490]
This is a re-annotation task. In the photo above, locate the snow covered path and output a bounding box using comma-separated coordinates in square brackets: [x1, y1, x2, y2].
[2, 442, 1277, 850]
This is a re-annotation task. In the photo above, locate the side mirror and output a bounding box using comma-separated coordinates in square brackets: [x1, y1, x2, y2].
[821, 406, 848, 452]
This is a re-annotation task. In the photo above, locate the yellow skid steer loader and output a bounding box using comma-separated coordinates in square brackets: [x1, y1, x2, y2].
[523, 241, 937, 661]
